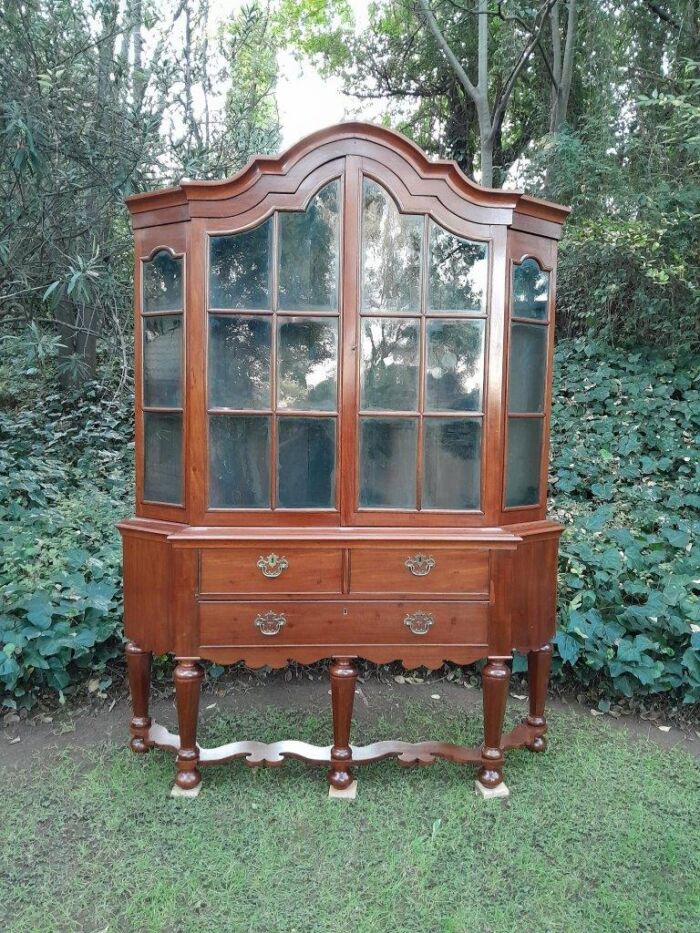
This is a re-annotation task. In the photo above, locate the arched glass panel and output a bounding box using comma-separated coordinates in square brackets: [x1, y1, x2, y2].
[143, 250, 183, 312]
[278, 182, 340, 311]
[209, 219, 272, 310]
[428, 224, 487, 313]
[512, 257, 549, 320]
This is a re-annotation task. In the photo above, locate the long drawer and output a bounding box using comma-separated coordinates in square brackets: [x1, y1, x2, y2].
[200, 548, 344, 595]
[199, 601, 488, 647]
[350, 548, 489, 596]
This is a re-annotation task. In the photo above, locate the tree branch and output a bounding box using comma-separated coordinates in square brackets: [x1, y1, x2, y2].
[416, 0, 479, 102]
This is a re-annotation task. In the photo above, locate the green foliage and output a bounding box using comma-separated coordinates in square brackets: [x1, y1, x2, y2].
[549, 339, 700, 703]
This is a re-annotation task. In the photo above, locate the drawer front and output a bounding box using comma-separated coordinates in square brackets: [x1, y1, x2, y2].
[350, 548, 489, 596]
[200, 548, 344, 595]
[199, 601, 488, 647]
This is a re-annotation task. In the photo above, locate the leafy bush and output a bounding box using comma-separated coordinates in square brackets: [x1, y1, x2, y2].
[549, 339, 700, 704]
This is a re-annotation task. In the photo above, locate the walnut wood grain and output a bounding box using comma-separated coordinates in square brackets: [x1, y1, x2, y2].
[173, 659, 204, 790]
[328, 658, 358, 789]
[125, 641, 152, 753]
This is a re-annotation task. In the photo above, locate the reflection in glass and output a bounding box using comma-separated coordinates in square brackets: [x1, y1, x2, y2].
[144, 413, 182, 504]
[143, 315, 182, 407]
[209, 219, 272, 309]
[209, 415, 270, 508]
[428, 224, 487, 313]
[505, 417, 543, 507]
[422, 418, 481, 510]
[359, 418, 417, 508]
[277, 318, 337, 411]
[208, 315, 271, 409]
[278, 182, 340, 310]
[360, 318, 419, 411]
[361, 179, 422, 312]
[143, 251, 183, 312]
[508, 323, 547, 413]
[277, 417, 336, 508]
[512, 258, 549, 319]
[425, 320, 484, 412]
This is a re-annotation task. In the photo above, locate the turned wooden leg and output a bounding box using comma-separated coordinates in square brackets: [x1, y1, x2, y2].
[525, 643, 552, 752]
[174, 659, 204, 791]
[328, 657, 358, 790]
[125, 641, 152, 753]
[478, 658, 511, 788]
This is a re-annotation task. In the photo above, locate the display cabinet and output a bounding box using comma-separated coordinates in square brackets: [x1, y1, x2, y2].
[119, 123, 569, 797]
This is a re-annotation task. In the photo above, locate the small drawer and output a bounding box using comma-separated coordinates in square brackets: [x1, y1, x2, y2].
[199, 548, 343, 595]
[350, 548, 489, 596]
[199, 601, 488, 647]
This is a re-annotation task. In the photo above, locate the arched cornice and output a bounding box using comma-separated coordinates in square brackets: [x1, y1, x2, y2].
[126, 122, 569, 230]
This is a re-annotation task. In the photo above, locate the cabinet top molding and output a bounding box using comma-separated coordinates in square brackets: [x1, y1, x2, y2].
[124, 121, 570, 230]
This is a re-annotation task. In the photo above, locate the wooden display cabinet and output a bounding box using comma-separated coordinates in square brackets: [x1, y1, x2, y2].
[119, 123, 569, 797]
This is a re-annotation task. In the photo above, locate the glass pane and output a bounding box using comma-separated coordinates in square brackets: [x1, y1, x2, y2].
[144, 413, 182, 504]
[505, 417, 543, 508]
[361, 179, 422, 312]
[209, 219, 272, 309]
[360, 318, 419, 411]
[208, 315, 271, 409]
[422, 418, 481, 510]
[359, 417, 417, 508]
[428, 224, 487, 313]
[277, 417, 336, 508]
[513, 258, 549, 320]
[278, 182, 340, 311]
[143, 251, 183, 313]
[425, 320, 484, 412]
[143, 315, 182, 407]
[508, 323, 547, 413]
[277, 318, 337, 411]
[209, 416, 270, 508]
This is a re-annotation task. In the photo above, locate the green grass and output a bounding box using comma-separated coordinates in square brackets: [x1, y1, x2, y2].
[2, 705, 699, 933]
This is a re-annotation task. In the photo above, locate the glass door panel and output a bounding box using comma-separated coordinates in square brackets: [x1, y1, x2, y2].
[207, 181, 340, 510]
[358, 179, 488, 512]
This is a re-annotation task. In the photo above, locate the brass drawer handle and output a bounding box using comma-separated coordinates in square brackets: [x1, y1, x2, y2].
[403, 611, 434, 636]
[255, 611, 287, 636]
[405, 553, 435, 577]
[257, 553, 288, 578]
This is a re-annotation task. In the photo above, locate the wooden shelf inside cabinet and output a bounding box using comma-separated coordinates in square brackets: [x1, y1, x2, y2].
[120, 122, 569, 797]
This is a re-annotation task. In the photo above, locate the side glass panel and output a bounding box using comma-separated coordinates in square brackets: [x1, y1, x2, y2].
[512, 258, 549, 320]
[361, 179, 422, 312]
[425, 319, 484, 412]
[143, 315, 182, 407]
[277, 417, 335, 508]
[508, 323, 547, 413]
[360, 318, 419, 411]
[428, 223, 487, 313]
[359, 418, 417, 509]
[208, 315, 271, 409]
[143, 413, 182, 504]
[209, 219, 272, 310]
[209, 415, 270, 508]
[423, 418, 481, 510]
[278, 182, 339, 311]
[143, 250, 183, 312]
[277, 318, 337, 411]
[505, 417, 543, 508]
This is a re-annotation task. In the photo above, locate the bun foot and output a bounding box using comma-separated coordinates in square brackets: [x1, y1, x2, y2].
[130, 734, 151, 754]
[527, 733, 547, 753]
[175, 765, 202, 792]
[328, 766, 354, 791]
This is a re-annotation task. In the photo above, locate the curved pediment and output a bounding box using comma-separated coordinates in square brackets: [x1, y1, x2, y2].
[126, 122, 569, 232]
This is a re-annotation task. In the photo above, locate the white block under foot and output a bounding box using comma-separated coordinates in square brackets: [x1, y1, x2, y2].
[328, 780, 357, 799]
[474, 779, 510, 799]
[170, 782, 202, 798]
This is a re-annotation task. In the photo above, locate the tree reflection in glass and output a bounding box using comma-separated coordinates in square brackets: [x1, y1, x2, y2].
[425, 320, 484, 411]
[277, 318, 337, 411]
[209, 219, 272, 309]
[360, 318, 419, 411]
[277, 417, 335, 508]
[423, 418, 481, 510]
[512, 258, 549, 320]
[428, 224, 487, 313]
[208, 315, 271, 409]
[361, 179, 422, 312]
[359, 418, 417, 508]
[278, 182, 340, 311]
[143, 251, 182, 312]
[209, 415, 270, 508]
[143, 316, 182, 407]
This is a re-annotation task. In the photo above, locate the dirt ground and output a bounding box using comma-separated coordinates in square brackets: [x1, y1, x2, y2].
[2, 669, 698, 769]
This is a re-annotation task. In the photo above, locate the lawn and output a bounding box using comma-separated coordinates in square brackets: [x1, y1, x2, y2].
[2, 702, 699, 933]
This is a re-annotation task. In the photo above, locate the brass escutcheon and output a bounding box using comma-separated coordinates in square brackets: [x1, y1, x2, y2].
[254, 611, 287, 636]
[404, 553, 436, 577]
[403, 611, 434, 636]
[257, 553, 289, 578]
